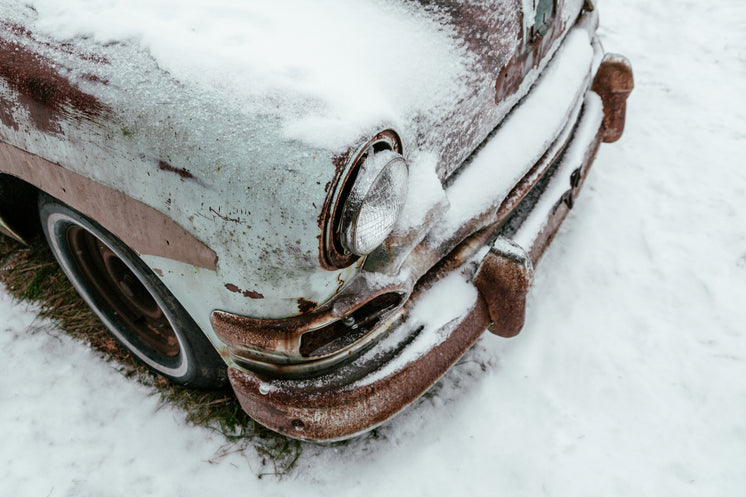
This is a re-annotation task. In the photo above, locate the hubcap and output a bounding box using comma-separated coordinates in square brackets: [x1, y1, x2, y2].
[66, 226, 180, 357]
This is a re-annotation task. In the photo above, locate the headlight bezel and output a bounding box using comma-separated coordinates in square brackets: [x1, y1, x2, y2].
[319, 129, 405, 270]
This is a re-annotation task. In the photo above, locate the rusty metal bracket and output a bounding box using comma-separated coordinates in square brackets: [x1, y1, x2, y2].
[592, 54, 634, 143]
[474, 238, 534, 338]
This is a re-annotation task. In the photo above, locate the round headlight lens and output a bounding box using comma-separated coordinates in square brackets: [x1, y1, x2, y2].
[342, 150, 408, 256]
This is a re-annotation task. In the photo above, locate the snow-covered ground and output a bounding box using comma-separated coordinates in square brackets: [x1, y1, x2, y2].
[3, 1, 746, 495]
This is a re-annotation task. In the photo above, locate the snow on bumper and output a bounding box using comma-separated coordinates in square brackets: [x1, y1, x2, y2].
[223, 27, 633, 441]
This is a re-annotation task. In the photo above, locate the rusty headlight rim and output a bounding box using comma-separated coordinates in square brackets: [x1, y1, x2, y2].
[320, 129, 403, 270]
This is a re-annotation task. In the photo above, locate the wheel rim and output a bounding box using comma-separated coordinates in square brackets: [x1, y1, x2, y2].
[66, 225, 180, 358]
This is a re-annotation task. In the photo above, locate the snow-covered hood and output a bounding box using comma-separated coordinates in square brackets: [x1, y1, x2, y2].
[2, 0, 583, 171]
[0, 0, 585, 319]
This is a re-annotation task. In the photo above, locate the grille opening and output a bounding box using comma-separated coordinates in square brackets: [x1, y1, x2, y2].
[299, 292, 404, 358]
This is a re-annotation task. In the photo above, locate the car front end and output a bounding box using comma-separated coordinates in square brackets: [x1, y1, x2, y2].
[211, 2, 633, 440]
[0, 0, 632, 441]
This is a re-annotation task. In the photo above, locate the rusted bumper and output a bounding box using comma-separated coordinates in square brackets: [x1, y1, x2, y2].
[227, 52, 633, 439]
[228, 113, 594, 440]
[229, 298, 492, 441]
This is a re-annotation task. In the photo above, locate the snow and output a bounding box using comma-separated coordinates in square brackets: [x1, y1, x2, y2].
[3, 0, 746, 496]
[512, 92, 603, 249]
[21, 0, 472, 149]
[355, 271, 479, 388]
[393, 151, 446, 233]
[438, 27, 594, 238]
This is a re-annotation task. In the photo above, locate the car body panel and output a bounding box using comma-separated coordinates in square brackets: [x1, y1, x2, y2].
[0, 0, 583, 318]
[0, 0, 632, 440]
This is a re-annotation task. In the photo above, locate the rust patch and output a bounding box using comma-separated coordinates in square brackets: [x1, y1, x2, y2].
[0, 101, 18, 131]
[80, 73, 110, 86]
[591, 54, 634, 143]
[413, 0, 521, 72]
[225, 283, 263, 299]
[158, 160, 195, 180]
[227, 297, 490, 441]
[1, 20, 32, 38]
[474, 239, 533, 338]
[0, 34, 108, 133]
[495, 0, 568, 103]
[299, 292, 402, 358]
[211, 278, 410, 366]
[243, 289, 264, 299]
[152, 268, 164, 277]
[297, 298, 317, 314]
[409, 0, 523, 178]
[0, 20, 109, 65]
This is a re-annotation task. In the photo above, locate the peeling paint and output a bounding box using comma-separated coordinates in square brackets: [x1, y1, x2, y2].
[0, 27, 109, 133]
[297, 298, 317, 314]
[225, 283, 264, 299]
[158, 160, 195, 180]
[243, 289, 264, 299]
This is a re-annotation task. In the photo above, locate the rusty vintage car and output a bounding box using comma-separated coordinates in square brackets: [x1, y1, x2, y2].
[0, 0, 632, 441]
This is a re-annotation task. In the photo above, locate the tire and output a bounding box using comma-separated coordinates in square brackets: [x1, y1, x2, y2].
[38, 194, 227, 388]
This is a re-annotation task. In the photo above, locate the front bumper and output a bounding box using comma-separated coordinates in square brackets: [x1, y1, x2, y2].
[220, 23, 633, 441]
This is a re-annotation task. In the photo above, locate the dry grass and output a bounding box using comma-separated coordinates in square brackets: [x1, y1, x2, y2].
[0, 234, 302, 477]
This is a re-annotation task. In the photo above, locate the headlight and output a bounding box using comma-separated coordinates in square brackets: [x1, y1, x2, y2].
[320, 130, 406, 269]
[341, 150, 408, 256]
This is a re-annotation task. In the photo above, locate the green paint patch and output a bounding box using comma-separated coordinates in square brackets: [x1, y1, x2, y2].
[121, 125, 136, 138]
[533, 0, 556, 38]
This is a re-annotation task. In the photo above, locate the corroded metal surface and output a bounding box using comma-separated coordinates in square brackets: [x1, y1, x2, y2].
[0, 20, 108, 133]
[474, 238, 534, 338]
[227, 73, 619, 441]
[228, 296, 491, 442]
[0, 1, 587, 325]
[0, 2, 631, 441]
[211, 273, 411, 372]
[495, 0, 569, 103]
[213, 18, 602, 375]
[0, 141, 218, 270]
[592, 54, 634, 143]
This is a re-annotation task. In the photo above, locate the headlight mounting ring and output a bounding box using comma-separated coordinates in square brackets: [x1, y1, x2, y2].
[320, 129, 403, 270]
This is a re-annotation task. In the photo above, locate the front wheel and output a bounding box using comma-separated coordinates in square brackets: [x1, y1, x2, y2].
[39, 195, 227, 388]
